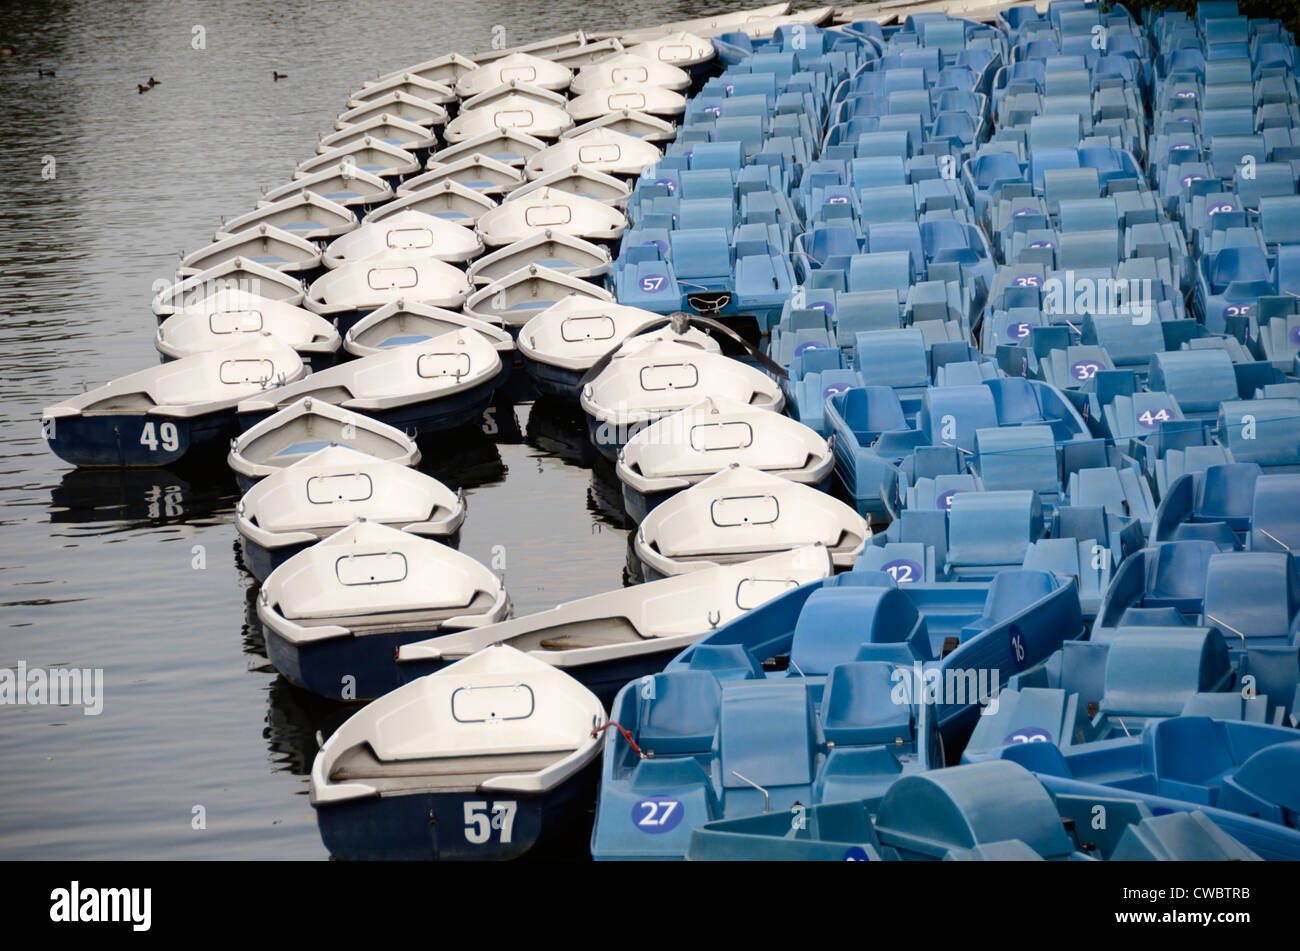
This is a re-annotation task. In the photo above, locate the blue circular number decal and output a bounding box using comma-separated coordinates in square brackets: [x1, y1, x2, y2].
[1136, 408, 1172, 429]
[936, 489, 961, 512]
[843, 846, 871, 861]
[632, 796, 684, 834]
[654, 178, 676, 193]
[1208, 203, 1234, 216]
[1290, 326, 1300, 346]
[639, 274, 668, 294]
[1222, 303, 1249, 318]
[881, 559, 922, 583]
[823, 383, 851, 400]
[1027, 240, 1053, 250]
[1006, 322, 1032, 341]
[1180, 174, 1202, 188]
[1013, 207, 1033, 217]
[1071, 361, 1102, 381]
[827, 195, 849, 205]
[643, 239, 668, 255]
[1004, 727, 1053, 746]
[794, 341, 823, 356]
[810, 300, 835, 318]
[1009, 624, 1027, 670]
[1013, 274, 1040, 288]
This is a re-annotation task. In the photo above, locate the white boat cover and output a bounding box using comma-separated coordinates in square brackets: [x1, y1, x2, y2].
[635, 465, 869, 575]
[570, 52, 691, 94]
[305, 249, 471, 316]
[237, 445, 463, 550]
[311, 644, 602, 805]
[44, 334, 306, 424]
[259, 521, 509, 647]
[566, 83, 687, 121]
[236, 327, 502, 417]
[455, 52, 573, 97]
[322, 211, 483, 267]
[625, 31, 717, 67]
[443, 94, 575, 143]
[475, 186, 627, 246]
[581, 337, 783, 431]
[616, 395, 834, 497]
[560, 110, 678, 143]
[524, 128, 661, 179]
[518, 297, 717, 373]
[156, 291, 340, 361]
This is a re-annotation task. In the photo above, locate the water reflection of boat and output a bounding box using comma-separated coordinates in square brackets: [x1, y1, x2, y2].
[589, 458, 630, 531]
[49, 465, 237, 525]
[416, 427, 506, 490]
[264, 675, 356, 777]
[524, 397, 598, 467]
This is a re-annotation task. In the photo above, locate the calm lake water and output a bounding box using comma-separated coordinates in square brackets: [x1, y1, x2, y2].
[0, 0, 744, 860]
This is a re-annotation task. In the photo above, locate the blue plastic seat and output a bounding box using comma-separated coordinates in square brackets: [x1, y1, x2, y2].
[638, 671, 723, 755]
[821, 662, 915, 746]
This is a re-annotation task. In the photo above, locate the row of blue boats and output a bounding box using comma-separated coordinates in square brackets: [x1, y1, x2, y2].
[39, 0, 1300, 861]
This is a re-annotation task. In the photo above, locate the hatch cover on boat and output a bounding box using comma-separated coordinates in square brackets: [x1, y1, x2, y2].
[220, 358, 275, 384]
[307, 472, 374, 504]
[386, 227, 435, 250]
[209, 310, 264, 334]
[499, 66, 537, 83]
[735, 577, 799, 610]
[657, 45, 692, 62]
[524, 204, 572, 227]
[495, 109, 535, 130]
[367, 266, 419, 290]
[639, 362, 698, 391]
[690, 421, 753, 452]
[607, 92, 646, 110]
[560, 314, 616, 342]
[611, 66, 648, 84]
[451, 683, 535, 722]
[710, 494, 780, 527]
[417, 351, 471, 379]
[578, 143, 622, 164]
[335, 551, 408, 585]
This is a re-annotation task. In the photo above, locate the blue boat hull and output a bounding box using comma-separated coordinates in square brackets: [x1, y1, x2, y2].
[316, 761, 597, 860]
[265, 623, 455, 701]
[520, 356, 585, 402]
[45, 410, 235, 469]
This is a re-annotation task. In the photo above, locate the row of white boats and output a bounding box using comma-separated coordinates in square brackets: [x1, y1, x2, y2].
[40, 1, 953, 860]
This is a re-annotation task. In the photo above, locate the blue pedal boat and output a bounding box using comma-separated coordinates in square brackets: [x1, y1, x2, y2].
[42, 335, 305, 469]
[685, 759, 1262, 861]
[258, 520, 509, 701]
[590, 568, 1082, 859]
[997, 716, 1300, 860]
[310, 644, 604, 860]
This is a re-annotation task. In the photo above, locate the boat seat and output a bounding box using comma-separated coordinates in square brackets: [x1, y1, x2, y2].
[1218, 741, 1300, 827]
[857, 543, 936, 588]
[637, 671, 723, 755]
[1099, 628, 1233, 719]
[821, 662, 914, 746]
[1219, 399, 1300, 469]
[920, 385, 999, 453]
[1250, 474, 1300, 554]
[1149, 716, 1238, 799]
[686, 644, 765, 682]
[1066, 466, 1155, 526]
[1119, 606, 1187, 627]
[811, 745, 905, 804]
[719, 682, 820, 814]
[960, 569, 1057, 638]
[962, 686, 1075, 762]
[790, 586, 928, 676]
[947, 491, 1042, 573]
[1144, 540, 1219, 613]
[1201, 552, 1300, 645]
[668, 228, 730, 281]
[1197, 463, 1261, 530]
[856, 329, 930, 389]
[975, 425, 1059, 493]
